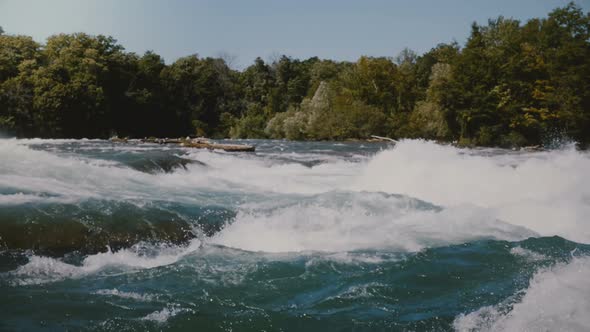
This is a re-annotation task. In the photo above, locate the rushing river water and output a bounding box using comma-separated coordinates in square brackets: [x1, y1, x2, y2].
[0, 138, 589, 331]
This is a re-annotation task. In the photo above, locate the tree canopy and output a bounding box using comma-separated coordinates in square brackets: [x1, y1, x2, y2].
[1, 3, 589, 147]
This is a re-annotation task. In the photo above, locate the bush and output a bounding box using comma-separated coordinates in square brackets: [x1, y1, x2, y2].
[408, 101, 449, 139]
[230, 106, 268, 138]
[264, 111, 288, 138]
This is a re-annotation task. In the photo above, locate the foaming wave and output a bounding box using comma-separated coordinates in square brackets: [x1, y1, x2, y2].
[509, 246, 547, 262]
[354, 140, 590, 243]
[94, 289, 158, 302]
[0, 139, 356, 206]
[141, 306, 193, 323]
[3, 138, 589, 252]
[0, 139, 150, 203]
[0, 193, 74, 205]
[454, 256, 590, 332]
[212, 191, 536, 253]
[323, 282, 388, 301]
[0, 139, 247, 206]
[6, 239, 202, 286]
[183, 149, 359, 194]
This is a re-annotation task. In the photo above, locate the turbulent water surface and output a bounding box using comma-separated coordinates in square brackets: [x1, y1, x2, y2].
[1, 138, 589, 331]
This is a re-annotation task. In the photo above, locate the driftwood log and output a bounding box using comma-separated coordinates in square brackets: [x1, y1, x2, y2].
[109, 136, 128, 143]
[139, 138, 184, 144]
[111, 136, 255, 152]
[180, 140, 256, 152]
[370, 135, 397, 143]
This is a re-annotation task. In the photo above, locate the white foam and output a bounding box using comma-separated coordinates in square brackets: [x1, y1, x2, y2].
[454, 256, 590, 332]
[0, 193, 73, 205]
[0, 139, 356, 207]
[0, 140, 151, 204]
[325, 282, 387, 301]
[182, 149, 359, 194]
[141, 306, 190, 323]
[212, 192, 536, 253]
[94, 289, 158, 302]
[7, 239, 202, 286]
[509, 246, 547, 262]
[7, 256, 82, 285]
[318, 251, 401, 265]
[354, 140, 590, 243]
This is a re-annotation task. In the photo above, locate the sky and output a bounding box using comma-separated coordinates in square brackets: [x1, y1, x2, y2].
[1, 0, 589, 68]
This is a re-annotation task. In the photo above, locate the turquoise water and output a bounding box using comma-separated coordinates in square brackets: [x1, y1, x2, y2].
[1, 139, 589, 331]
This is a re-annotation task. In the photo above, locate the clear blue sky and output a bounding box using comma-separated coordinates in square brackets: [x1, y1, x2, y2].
[1, 0, 589, 68]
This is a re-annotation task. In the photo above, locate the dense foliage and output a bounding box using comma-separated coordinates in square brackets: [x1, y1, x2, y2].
[1, 3, 589, 146]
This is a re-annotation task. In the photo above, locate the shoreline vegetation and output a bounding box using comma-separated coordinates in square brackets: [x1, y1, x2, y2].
[1, 3, 589, 148]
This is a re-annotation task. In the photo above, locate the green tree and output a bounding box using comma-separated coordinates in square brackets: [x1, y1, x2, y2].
[29, 33, 129, 137]
[338, 56, 398, 113]
[409, 63, 452, 139]
[161, 55, 242, 137]
[0, 34, 42, 135]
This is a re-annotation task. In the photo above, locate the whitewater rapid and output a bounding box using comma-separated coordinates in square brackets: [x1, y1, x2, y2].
[2, 138, 589, 245]
[1, 138, 589, 331]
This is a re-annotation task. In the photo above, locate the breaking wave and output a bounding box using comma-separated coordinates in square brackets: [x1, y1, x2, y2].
[454, 256, 590, 332]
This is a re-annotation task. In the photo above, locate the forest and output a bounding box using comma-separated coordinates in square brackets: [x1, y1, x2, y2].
[0, 3, 589, 147]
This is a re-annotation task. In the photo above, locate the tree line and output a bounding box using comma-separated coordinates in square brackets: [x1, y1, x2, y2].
[1, 3, 589, 147]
